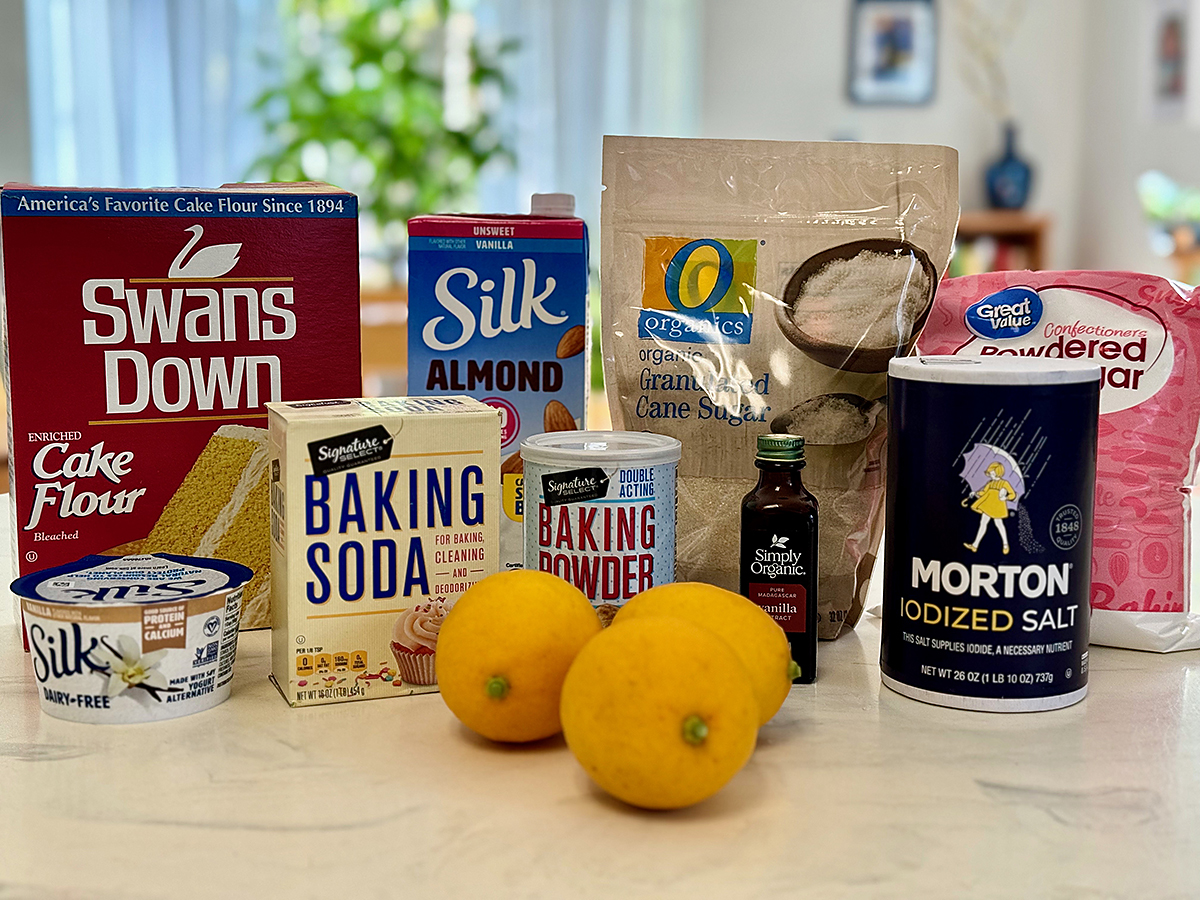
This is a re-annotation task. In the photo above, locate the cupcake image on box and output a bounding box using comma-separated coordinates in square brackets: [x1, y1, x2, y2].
[391, 599, 448, 685]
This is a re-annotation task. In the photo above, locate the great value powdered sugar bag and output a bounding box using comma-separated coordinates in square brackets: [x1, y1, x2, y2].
[918, 270, 1200, 651]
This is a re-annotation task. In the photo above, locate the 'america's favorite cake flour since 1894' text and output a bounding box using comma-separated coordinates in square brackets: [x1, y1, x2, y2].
[0, 184, 362, 635]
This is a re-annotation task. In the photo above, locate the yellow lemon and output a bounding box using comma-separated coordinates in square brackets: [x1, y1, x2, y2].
[612, 582, 796, 725]
[560, 616, 759, 810]
[437, 570, 601, 743]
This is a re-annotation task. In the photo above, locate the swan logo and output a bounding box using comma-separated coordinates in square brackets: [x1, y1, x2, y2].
[81, 223, 297, 417]
[169, 225, 241, 279]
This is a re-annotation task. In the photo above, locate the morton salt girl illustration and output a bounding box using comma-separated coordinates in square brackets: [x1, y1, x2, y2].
[740, 434, 818, 683]
[963, 458, 1018, 555]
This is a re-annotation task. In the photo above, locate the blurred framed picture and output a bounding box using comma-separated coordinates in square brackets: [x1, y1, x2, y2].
[848, 0, 937, 105]
[1152, 0, 1187, 119]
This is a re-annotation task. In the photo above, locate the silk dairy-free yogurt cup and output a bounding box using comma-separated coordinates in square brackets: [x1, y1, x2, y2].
[14, 553, 253, 723]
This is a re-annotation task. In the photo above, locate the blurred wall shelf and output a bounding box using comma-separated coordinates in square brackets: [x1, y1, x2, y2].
[950, 210, 1051, 276]
[1168, 249, 1200, 286]
[361, 288, 408, 398]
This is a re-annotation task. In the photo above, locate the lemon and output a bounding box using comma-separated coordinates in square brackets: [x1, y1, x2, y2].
[560, 616, 759, 810]
[437, 570, 601, 743]
[612, 582, 797, 725]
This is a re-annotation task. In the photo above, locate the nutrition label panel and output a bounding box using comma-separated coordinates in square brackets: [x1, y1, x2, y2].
[295, 649, 370, 676]
[216, 589, 243, 688]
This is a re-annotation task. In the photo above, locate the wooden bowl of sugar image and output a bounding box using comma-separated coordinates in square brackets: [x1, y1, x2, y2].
[775, 239, 937, 373]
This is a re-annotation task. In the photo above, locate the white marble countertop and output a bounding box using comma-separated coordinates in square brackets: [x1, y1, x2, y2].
[3, 529, 1200, 897]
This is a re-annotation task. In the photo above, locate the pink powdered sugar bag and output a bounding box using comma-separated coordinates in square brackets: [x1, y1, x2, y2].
[918, 271, 1200, 651]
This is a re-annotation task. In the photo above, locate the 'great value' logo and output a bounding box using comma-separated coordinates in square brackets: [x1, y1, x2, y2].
[639, 237, 757, 344]
[965, 286, 1042, 340]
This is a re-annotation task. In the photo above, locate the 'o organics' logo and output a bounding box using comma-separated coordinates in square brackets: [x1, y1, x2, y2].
[639, 237, 757, 345]
[965, 286, 1042, 340]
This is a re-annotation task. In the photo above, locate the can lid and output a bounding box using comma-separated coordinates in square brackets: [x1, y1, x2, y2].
[530, 193, 576, 217]
[756, 433, 805, 461]
[889, 355, 1102, 385]
[520, 430, 681, 466]
[12, 553, 254, 605]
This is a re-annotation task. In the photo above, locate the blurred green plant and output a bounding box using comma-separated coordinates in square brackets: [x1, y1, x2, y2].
[252, 0, 514, 281]
[1138, 170, 1200, 265]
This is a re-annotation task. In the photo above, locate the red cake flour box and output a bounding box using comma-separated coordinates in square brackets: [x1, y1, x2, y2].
[0, 183, 362, 640]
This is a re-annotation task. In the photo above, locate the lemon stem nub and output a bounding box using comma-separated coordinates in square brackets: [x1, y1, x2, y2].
[682, 714, 709, 746]
[486, 676, 510, 700]
[788, 660, 802, 681]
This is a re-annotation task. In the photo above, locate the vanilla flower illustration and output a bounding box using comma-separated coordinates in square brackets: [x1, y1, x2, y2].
[90, 635, 171, 698]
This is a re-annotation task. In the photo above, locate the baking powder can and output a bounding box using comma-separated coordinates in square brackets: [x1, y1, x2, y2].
[522, 431, 681, 621]
[882, 357, 1100, 711]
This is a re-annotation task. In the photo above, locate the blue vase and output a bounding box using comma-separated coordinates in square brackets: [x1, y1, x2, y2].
[986, 123, 1033, 209]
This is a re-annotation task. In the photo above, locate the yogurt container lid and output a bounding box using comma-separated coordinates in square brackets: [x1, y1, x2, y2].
[521, 430, 682, 466]
[889, 356, 1102, 385]
[12, 553, 254, 606]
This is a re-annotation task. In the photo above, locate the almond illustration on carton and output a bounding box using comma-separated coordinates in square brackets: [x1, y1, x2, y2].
[556, 325, 586, 359]
[501, 451, 524, 475]
[544, 400, 578, 432]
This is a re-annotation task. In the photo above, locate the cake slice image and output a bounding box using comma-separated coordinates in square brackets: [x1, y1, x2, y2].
[141, 424, 271, 628]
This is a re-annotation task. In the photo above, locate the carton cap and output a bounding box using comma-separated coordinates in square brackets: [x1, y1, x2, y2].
[530, 193, 575, 217]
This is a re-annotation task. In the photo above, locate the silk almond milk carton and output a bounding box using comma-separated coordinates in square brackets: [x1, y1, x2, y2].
[407, 194, 590, 572]
[267, 396, 500, 706]
[0, 183, 361, 638]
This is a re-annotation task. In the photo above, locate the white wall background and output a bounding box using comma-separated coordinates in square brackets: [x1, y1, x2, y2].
[699, 0, 1200, 276]
[2, 0, 1200, 276]
[0, 0, 31, 184]
[699, 0, 1089, 269]
[1077, 0, 1200, 273]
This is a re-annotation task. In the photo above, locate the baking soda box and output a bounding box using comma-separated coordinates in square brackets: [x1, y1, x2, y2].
[407, 195, 590, 571]
[0, 183, 362, 634]
[266, 396, 500, 706]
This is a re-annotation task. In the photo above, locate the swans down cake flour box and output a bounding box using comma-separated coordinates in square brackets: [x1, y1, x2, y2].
[266, 396, 500, 706]
[0, 183, 362, 640]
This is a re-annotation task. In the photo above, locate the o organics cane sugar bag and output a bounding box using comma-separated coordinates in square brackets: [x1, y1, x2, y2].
[601, 137, 958, 639]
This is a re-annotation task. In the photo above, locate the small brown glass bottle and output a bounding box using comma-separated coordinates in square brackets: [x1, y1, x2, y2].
[740, 434, 818, 683]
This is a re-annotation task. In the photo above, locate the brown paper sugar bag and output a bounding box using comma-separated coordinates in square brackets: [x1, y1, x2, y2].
[601, 136, 958, 638]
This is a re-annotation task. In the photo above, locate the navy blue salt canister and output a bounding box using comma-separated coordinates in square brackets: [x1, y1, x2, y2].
[882, 356, 1100, 711]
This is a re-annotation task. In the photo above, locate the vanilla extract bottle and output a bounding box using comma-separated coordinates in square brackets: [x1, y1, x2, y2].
[740, 434, 818, 684]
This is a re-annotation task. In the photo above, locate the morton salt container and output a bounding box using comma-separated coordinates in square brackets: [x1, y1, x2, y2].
[522, 431, 680, 621]
[882, 356, 1100, 711]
